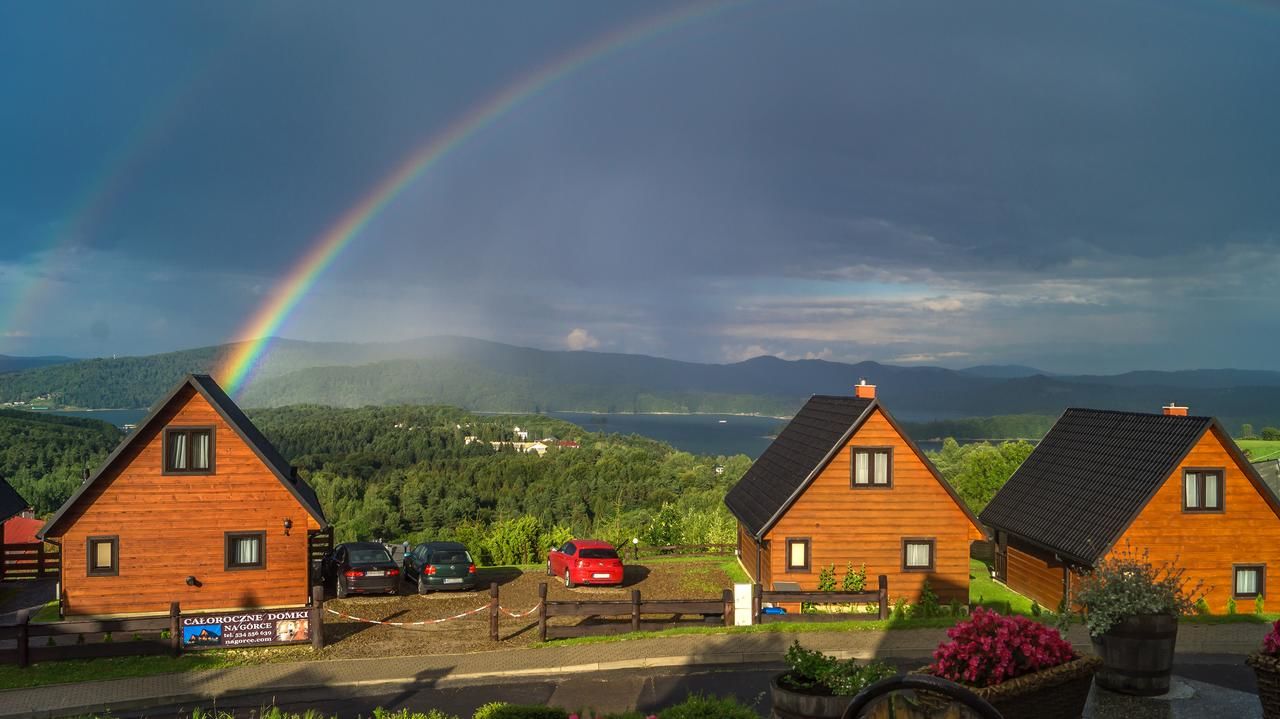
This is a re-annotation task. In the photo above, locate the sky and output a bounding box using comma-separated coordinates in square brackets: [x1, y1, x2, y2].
[2, 0, 1279, 374]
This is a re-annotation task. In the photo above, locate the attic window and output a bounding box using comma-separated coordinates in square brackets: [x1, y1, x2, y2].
[852, 448, 892, 488]
[1183, 469, 1223, 512]
[165, 428, 214, 474]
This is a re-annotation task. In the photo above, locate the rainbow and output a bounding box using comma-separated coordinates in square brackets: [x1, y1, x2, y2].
[215, 0, 744, 393]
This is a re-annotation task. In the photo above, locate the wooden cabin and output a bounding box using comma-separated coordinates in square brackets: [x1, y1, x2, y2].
[724, 383, 985, 604]
[981, 405, 1280, 612]
[39, 374, 328, 617]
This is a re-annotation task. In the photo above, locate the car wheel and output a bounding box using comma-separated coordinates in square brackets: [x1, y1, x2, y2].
[564, 570, 574, 589]
[336, 578, 349, 599]
[418, 576, 431, 595]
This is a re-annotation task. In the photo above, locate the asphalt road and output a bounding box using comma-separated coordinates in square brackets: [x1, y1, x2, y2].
[117, 657, 1260, 719]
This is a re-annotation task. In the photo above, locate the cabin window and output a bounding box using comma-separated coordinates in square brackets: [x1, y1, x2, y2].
[902, 538, 935, 572]
[1235, 564, 1265, 599]
[87, 536, 118, 576]
[851, 448, 892, 487]
[785, 538, 810, 572]
[1183, 469, 1224, 512]
[164, 428, 214, 474]
[225, 531, 266, 570]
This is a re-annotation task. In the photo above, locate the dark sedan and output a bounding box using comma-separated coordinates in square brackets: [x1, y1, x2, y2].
[321, 542, 400, 598]
[403, 541, 477, 593]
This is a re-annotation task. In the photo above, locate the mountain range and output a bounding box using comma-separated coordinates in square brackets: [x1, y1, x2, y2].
[1, 336, 1278, 429]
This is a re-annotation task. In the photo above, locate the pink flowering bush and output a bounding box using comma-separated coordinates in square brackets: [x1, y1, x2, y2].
[930, 608, 1076, 687]
[1264, 619, 1280, 656]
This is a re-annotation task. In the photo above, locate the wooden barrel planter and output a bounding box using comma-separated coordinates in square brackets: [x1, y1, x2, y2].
[771, 674, 850, 719]
[1091, 613, 1178, 696]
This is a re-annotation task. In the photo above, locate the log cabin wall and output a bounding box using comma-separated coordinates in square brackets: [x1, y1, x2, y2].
[53, 386, 321, 617]
[1114, 425, 1280, 612]
[763, 408, 981, 604]
[1004, 537, 1068, 610]
[737, 521, 760, 583]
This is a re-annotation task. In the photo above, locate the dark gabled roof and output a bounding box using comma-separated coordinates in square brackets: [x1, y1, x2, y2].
[1254, 459, 1280, 505]
[980, 408, 1258, 565]
[725, 395, 873, 537]
[40, 374, 327, 539]
[724, 395, 982, 540]
[0, 476, 30, 525]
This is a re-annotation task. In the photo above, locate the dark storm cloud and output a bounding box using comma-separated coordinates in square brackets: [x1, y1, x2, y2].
[1, 0, 1278, 370]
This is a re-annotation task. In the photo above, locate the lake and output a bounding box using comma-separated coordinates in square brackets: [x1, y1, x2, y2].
[552, 412, 785, 458]
[46, 408, 1013, 459]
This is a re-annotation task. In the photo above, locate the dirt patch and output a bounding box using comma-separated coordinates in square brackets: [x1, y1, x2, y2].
[287, 559, 734, 660]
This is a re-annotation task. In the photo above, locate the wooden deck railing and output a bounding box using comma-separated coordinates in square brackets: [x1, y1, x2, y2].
[754, 575, 889, 623]
[536, 583, 733, 641]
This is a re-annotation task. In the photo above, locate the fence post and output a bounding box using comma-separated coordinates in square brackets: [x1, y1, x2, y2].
[537, 583, 548, 642]
[631, 589, 641, 633]
[489, 582, 499, 642]
[169, 602, 181, 657]
[36, 544, 45, 579]
[0, 542, 5, 582]
[878, 575, 889, 621]
[722, 589, 733, 627]
[16, 609, 29, 668]
[310, 585, 324, 651]
[752, 583, 762, 624]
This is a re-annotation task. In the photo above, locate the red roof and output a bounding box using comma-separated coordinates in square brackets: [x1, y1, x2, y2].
[557, 440, 580, 448]
[3, 516, 42, 545]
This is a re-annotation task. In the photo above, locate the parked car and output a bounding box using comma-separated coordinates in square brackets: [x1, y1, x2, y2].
[321, 542, 401, 598]
[403, 541, 478, 594]
[546, 539, 623, 588]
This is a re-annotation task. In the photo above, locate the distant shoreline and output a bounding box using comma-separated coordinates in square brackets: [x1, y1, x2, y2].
[478, 409, 793, 421]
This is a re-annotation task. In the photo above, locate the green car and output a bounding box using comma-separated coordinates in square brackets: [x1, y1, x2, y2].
[403, 541, 478, 593]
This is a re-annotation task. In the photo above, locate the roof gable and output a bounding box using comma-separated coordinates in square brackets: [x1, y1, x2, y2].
[725, 395, 982, 539]
[0, 476, 29, 525]
[978, 408, 1274, 565]
[40, 374, 326, 538]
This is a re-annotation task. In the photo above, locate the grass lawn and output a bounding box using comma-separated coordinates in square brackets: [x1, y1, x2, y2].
[1236, 439, 1280, 462]
[968, 559, 1037, 616]
[0, 653, 249, 691]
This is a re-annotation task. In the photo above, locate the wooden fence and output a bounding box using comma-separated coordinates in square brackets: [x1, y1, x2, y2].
[754, 575, 889, 623]
[0, 542, 60, 581]
[536, 583, 733, 641]
[0, 586, 325, 667]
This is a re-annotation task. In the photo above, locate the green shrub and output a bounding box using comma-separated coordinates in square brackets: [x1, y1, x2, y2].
[1257, 596, 1266, 615]
[892, 597, 907, 621]
[473, 704, 568, 719]
[816, 564, 837, 592]
[781, 641, 896, 696]
[657, 694, 758, 719]
[1194, 597, 1211, 616]
[914, 581, 942, 618]
[485, 516, 544, 565]
[842, 562, 867, 593]
[1030, 600, 1041, 617]
[1227, 596, 1237, 615]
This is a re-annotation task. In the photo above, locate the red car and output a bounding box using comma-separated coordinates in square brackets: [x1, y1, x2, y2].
[546, 539, 624, 588]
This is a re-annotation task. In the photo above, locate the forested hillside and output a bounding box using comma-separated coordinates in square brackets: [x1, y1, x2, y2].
[247, 405, 751, 559]
[0, 410, 122, 515]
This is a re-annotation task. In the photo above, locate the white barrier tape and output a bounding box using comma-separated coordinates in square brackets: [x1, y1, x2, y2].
[499, 605, 540, 618]
[325, 604, 490, 626]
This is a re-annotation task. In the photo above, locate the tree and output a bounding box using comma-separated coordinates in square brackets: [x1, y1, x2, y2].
[1241, 423, 1255, 440]
[927, 440, 1036, 513]
[1262, 427, 1280, 441]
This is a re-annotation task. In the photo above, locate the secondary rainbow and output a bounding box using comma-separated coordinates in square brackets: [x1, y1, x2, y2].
[216, 0, 744, 394]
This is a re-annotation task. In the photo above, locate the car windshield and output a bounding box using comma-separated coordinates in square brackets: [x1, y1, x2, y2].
[431, 551, 471, 563]
[349, 548, 391, 564]
[579, 548, 618, 559]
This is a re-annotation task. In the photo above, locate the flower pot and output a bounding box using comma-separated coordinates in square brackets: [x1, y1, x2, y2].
[1248, 653, 1280, 719]
[1091, 613, 1178, 696]
[918, 655, 1101, 719]
[770, 673, 853, 719]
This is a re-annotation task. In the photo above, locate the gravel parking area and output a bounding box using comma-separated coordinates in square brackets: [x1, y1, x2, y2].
[285, 559, 736, 660]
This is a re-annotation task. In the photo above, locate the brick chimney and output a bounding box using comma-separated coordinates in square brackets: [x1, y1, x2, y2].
[854, 378, 877, 399]
[1162, 403, 1188, 416]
